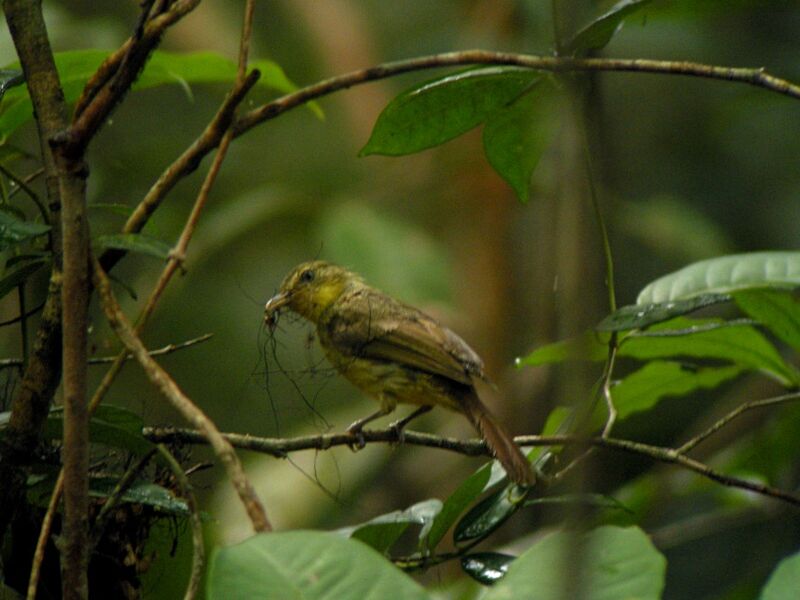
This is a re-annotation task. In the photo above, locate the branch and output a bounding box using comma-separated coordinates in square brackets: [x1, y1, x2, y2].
[61, 0, 201, 157]
[234, 50, 800, 136]
[142, 427, 800, 508]
[676, 392, 800, 454]
[0, 0, 70, 543]
[93, 258, 272, 532]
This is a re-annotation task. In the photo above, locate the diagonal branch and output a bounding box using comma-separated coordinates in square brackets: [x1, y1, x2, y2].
[93, 259, 271, 532]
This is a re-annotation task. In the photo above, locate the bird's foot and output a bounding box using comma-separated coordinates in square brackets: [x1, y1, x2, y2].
[389, 406, 432, 444]
[345, 422, 366, 451]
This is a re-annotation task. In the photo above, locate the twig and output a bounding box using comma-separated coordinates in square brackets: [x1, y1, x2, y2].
[90, 448, 158, 548]
[156, 444, 204, 600]
[676, 392, 800, 454]
[93, 258, 271, 532]
[25, 470, 63, 600]
[141, 427, 800, 508]
[0, 300, 45, 330]
[1, 333, 211, 366]
[89, 333, 213, 364]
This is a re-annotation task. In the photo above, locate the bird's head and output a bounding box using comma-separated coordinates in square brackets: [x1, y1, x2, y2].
[264, 260, 359, 324]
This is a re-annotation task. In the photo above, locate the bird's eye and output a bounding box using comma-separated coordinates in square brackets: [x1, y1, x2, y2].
[299, 269, 315, 283]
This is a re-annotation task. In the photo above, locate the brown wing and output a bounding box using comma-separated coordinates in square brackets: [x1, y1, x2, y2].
[323, 287, 485, 385]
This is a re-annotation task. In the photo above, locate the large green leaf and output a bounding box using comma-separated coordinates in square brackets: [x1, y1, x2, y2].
[45, 404, 153, 456]
[339, 499, 442, 555]
[484, 526, 666, 600]
[515, 330, 609, 367]
[759, 550, 800, 600]
[608, 361, 745, 422]
[620, 318, 799, 386]
[566, 0, 653, 55]
[0, 50, 302, 137]
[360, 67, 538, 156]
[734, 288, 800, 351]
[207, 531, 430, 600]
[482, 79, 560, 202]
[637, 252, 800, 304]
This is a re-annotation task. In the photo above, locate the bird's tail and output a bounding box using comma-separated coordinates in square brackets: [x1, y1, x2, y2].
[460, 391, 535, 486]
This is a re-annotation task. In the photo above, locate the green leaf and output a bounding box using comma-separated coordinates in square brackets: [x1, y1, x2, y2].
[734, 289, 800, 351]
[637, 251, 800, 304]
[207, 531, 430, 600]
[0, 258, 47, 300]
[1, 50, 305, 137]
[94, 233, 172, 260]
[598, 293, 731, 331]
[567, 0, 653, 55]
[482, 79, 560, 202]
[453, 486, 526, 544]
[425, 463, 492, 550]
[620, 317, 799, 386]
[759, 550, 800, 599]
[360, 67, 538, 156]
[339, 499, 442, 555]
[89, 480, 189, 516]
[0, 209, 50, 251]
[485, 526, 666, 600]
[515, 330, 609, 367]
[461, 552, 514, 585]
[608, 361, 745, 422]
[45, 404, 153, 456]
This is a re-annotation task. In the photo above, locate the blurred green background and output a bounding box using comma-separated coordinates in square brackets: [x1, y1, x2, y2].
[2, 1, 800, 598]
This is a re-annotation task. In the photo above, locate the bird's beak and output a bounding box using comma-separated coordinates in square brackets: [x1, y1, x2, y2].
[264, 290, 290, 325]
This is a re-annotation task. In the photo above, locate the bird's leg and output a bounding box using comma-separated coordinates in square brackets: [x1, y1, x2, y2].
[346, 407, 392, 450]
[389, 405, 433, 443]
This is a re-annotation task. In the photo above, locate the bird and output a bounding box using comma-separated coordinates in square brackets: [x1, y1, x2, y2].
[264, 260, 534, 486]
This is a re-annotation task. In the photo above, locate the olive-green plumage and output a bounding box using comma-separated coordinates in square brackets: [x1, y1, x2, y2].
[265, 260, 534, 486]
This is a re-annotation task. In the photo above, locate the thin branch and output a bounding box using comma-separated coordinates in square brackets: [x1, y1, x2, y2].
[676, 392, 800, 454]
[25, 470, 62, 600]
[93, 258, 272, 532]
[0, 332, 211, 368]
[62, 0, 201, 157]
[234, 51, 800, 136]
[89, 333, 213, 364]
[156, 444, 204, 600]
[141, 427, 800, 508]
